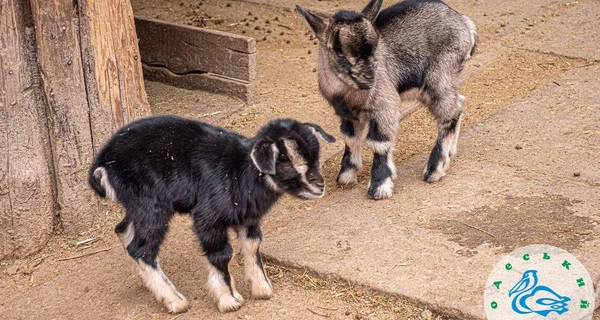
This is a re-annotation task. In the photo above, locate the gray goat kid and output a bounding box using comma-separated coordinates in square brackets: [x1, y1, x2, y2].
[297, 0, 477, 199]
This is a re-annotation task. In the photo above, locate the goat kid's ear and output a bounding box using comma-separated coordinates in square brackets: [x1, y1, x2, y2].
[362, 0, 383, 21]
[304, 123, 336, 143]
[296, 5, 326, 40]
[251, 139, 279, 175]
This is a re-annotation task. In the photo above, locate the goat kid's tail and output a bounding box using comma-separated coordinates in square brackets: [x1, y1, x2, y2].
[88, 166, 117, 201]
[463, 15, 478, 60]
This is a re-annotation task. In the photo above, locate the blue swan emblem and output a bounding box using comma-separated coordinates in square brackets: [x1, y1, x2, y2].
[509, 270, 571, 317]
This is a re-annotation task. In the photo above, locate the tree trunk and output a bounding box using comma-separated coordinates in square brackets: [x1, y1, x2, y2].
[0, 0, 150, 260]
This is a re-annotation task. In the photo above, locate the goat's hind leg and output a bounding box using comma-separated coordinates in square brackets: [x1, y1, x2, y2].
[337, 119, 368, 185]
[422, 85, 464, 183]
[117, 210, 189, 313]
[195, 222, 243, 312]
[239, 224, 272, 299]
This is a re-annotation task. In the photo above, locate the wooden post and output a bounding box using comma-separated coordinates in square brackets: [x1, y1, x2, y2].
[0, 0, 150, 260]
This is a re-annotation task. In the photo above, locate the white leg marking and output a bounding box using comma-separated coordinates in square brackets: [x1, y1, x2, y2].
[337, 169, 358, 185]
[366, 140, 391, 155]
[207, 264, 244, 312]
[423, 160, 447, 183]
[239, 229, 273, 300]
[137, 259, 189, 313]
[387, 150, 397, 180]
[368, 177, 394, 200]
[94, 167, 116, 201]
[118, 222, 135, 248]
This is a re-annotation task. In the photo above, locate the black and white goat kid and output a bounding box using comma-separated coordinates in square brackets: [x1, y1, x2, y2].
[88, 116, 335, 313]
[297, 0, 477, 199]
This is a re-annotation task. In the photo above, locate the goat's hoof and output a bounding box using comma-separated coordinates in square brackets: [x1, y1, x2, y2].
[337, 170, 358, 185]
[423, 168, 446, 183]
[165, 295, 190, 314]
[218, 292, 244, 313]
[367, 178, 394, 200]
[251, 280, 273, 300]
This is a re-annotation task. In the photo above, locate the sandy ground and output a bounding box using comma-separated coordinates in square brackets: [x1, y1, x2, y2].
[1, 0, 598, 319]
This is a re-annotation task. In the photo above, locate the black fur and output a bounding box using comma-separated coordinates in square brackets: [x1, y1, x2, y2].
[340, 146, 358, 170]
[88, 115, 334, 311]
[367, 151, 393, 198]
[332, 94, 359, 120]
[367, 119, 389, 142]
[340, 119, 355, 137]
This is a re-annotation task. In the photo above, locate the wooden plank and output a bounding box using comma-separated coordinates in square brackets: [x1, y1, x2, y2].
[30, 0, 97, 234]
[142, 64, 253, 103]
[135, 16, 256, 82]
[0, 0, 55, 259]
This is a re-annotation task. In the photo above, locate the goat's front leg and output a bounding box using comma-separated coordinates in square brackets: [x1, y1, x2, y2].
[337, 118, 368, 185]
[196, 224, 244, 312]
[366, 108, 399, 199]
[238, 224, 272, 299]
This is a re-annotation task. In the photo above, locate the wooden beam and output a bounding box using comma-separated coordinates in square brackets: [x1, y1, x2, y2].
[135, 16, 256, 82]
[135, 16, 256, 102]
[142, 65, 253, 102]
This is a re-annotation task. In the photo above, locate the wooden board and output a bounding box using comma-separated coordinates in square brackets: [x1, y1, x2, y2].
[143, 65, 253, 102]
[135, 16, 256, 102]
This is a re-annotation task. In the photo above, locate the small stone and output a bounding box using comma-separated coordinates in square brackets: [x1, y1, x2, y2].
[226, 3, 231, 7]
[262, 36, 267, 41]
[254, 16, 258, 21]
[265, 19, 270, 24]
[241, 30, 246, 34]
[245, 22, 250, 26]
[313, 41, 318, 45]
[312, 68, 317, 72]
[286, 39, 290, 44]
[267, 29, 272, 33]
[307, 49, 312, 54]
[574, 172, 581, 177]
[5, 265, 18, 276]
[274, 16, 279, 21]
[280, 31, 285, 36]
[254, 25, 261, 30]
[248, 11, 253, 16]
[515, 144, 522, 150]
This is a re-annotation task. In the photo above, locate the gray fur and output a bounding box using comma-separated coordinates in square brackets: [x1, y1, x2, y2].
[297, 0, 477, 199]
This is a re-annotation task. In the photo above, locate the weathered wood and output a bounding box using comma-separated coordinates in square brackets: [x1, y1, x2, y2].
[79, 0, 151, 153]
[30, 0, 97, 234]
[0, 0, 55, 259]
[135, 16, 257, 82]
[143, 65, 253, 102]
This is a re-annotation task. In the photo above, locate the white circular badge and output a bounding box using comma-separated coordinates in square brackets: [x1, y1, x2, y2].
[484, 245, 595, 320]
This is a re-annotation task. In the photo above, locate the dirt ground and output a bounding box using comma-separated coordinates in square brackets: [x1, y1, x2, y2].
[1, 0, 598, 319]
